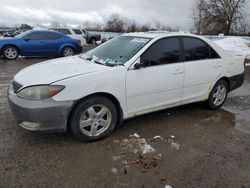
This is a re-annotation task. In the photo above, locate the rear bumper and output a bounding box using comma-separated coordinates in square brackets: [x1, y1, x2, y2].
[8, 85, 74, 132]
[229, 72, 245, 92]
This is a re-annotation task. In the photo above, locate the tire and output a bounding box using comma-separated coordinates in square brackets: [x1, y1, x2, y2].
[90, 38, 96, 45]
[3, 46, 19, 60]
[207, 80, 229, 109]
[68, 96, 118, 142]
[62, 47, 74, 57]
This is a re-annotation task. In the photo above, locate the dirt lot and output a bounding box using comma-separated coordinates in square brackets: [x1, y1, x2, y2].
[0, 54, 250, 188]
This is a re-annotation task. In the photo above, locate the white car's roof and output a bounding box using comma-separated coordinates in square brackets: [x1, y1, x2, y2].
[122, 31, 198, 39]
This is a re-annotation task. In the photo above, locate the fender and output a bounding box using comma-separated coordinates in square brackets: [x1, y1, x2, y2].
[59, 44, 76, 54]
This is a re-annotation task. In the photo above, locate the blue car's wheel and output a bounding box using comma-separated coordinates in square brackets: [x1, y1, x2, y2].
[3, 46, 19, 60]
[62, 47, 74, 57]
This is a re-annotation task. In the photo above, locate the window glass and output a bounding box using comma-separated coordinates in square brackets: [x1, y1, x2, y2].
[73, 29, 82, 35]
[28, 33, 46, 40]
[47, 33, 61, 40]
[51, 28, 71, 35]
[27, 32, 61, 40]
[182, 37, 210, 61]
[141, 37, 180, 66]
[210, 47, 220, 59]
[82, 36, 150, 66]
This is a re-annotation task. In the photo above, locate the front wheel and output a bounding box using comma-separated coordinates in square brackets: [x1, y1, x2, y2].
[68, 96, 118, 142]
[3, 46, 19, 60]
[207, 80, 229, 109]
[62, 47, 74, 57]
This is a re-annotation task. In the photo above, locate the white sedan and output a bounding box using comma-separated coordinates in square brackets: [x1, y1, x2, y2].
[8, 32, 246, 142]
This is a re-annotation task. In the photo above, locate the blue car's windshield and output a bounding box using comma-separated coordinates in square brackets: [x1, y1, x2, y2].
[81, 36, 151, 66]
[14, 31, 31, 39]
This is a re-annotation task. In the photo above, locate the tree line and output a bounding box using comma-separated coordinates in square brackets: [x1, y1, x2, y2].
[1, 0, 249, 36]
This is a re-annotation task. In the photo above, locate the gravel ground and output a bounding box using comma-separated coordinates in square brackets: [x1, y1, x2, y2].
[0, 52, 250, 188]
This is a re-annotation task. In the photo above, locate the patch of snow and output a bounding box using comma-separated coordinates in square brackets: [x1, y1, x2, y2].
[215, 37, 250, 56]
[142, 141, 155, 154]
[111, 167, 118, 174]
[153, 135, 163, 139]
[165, 185, 172, 188]
[171, 142, 180, 150]
[129, 133, 140, 138]
[170, 135, 175, 139]
[120, 137, 155, 154]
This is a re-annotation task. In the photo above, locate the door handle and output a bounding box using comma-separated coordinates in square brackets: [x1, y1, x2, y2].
[173, 70, 183, 75]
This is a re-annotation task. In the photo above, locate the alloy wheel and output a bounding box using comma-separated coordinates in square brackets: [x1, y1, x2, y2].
[63, 48, 74, 56]
[79, 104, 112, 137]
[4, 47, 18, 59]
[212, 84, 227, 106]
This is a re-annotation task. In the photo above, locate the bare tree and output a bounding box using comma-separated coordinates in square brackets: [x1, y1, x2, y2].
[140, 24, 150, 32]
[50, 21, 61, 27]
[105, 14, 125, 32]
[193, 0, 246, 35]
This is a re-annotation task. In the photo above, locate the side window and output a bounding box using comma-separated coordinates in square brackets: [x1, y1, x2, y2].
[28, 33, 46, 40]
[28, 32, 61, 40]
[73, 29, 82, 35]
[47, 33, 61, 40]
[182, 37, 210, 61]
[53, 29, 71, 35]
[210, 47, 221, 59]
[141, 37, 180, 66]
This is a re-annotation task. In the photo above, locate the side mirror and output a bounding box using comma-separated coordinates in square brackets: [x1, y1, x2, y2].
[134, 61, 146, 70]
[24, 37, 30, 41]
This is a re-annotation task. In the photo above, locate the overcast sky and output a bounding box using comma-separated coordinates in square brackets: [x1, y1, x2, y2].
[0, 0, 249, 30]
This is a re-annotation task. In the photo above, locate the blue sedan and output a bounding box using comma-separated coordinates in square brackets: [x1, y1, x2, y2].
[0, 30, 82, 60]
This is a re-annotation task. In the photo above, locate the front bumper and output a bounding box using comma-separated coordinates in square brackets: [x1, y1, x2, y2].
[7, 85, 74, 132]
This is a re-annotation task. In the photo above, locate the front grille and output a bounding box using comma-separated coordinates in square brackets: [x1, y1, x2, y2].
[12, 81, 23, 93]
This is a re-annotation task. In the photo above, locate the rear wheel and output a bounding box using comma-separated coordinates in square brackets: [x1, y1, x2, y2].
[90, 38, 96, 44]
[3, 46, 19, 60]
[62, 47, 74, 57]
[68, 96, 118, 142]
[207, 80, 229, 109]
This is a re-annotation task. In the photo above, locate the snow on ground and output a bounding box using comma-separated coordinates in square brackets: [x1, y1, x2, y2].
[215, 37, 250, 56]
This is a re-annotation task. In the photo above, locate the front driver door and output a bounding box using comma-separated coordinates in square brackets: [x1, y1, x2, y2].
[21, 32, 46, 55]
[126, 37, 184, 116]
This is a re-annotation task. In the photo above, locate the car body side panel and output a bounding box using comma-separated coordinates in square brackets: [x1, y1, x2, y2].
[52, 67, 129, 118]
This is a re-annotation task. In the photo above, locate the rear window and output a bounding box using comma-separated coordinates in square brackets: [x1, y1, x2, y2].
[182, 37, 210, 61]
[73, 29, 82, 35]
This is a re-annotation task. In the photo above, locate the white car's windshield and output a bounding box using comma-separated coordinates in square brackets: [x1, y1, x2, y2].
[82, 36, 151, 66]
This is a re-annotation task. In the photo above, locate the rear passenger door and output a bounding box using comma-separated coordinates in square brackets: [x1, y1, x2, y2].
[181, 37, 222, 103]
[126, 37, 184, 115]
[42, 32, 62, 54]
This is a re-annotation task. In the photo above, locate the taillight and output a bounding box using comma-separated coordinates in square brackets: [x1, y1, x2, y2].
[77, 40, 81, 46]
[244, 55, 250, 67]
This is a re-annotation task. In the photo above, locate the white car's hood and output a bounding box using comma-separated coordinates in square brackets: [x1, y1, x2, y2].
[14, 56, 111, 86]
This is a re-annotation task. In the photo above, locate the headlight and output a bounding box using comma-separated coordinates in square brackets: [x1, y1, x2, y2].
[17, 85, 65, 100]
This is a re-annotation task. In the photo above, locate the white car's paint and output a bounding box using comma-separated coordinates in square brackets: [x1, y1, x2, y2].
[13, 32, 245, 120]
[49, 27, 87, 46]
[126, 57, 184, 115]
